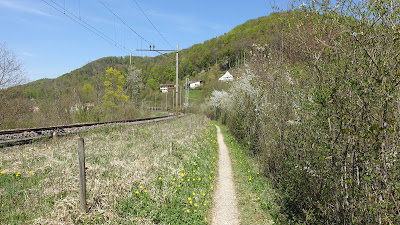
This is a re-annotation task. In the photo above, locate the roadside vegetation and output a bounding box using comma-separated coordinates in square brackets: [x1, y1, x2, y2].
[216, 122, 283, 224]
[0, 115, 218, 224]
[209, 1, 400, 224]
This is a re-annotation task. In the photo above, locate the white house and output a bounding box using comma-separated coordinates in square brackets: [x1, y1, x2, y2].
[219, 71, 234, 81]
[160, 84, 174, 93]
[189, 80, 203, 89]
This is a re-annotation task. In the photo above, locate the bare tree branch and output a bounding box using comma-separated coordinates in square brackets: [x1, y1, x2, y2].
[0, 43, 26, 89]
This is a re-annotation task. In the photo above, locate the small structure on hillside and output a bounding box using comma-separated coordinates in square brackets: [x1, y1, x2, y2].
[219, 71, 235, 81]
[160, 84, 175, 93]
[189, 80, 203, 89]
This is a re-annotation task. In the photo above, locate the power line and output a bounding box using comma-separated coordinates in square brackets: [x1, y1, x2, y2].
[97, 0, 152, 46]
[96, 0, 176, 58]
[42, 0, 129, 54]
[130, 0, 173, 49]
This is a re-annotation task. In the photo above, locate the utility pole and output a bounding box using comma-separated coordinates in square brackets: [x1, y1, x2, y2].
[130, 49, 135, 65]
[136, 45, 179, 117]
[175, 45, 179, 117]
[180, 86, 182, 112]
[185, 77, 189, 110]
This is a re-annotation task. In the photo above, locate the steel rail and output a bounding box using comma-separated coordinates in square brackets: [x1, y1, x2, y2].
[0, 114, 181, 147]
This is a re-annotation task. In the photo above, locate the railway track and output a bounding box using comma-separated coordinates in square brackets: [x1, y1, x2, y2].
[0, 114, 180, 147]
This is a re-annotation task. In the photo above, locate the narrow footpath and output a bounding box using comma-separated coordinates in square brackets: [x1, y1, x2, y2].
[211, 126, 239, 225]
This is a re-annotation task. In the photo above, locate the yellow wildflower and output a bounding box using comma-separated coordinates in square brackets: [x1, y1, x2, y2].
[135, 191, 139, 194]
[202, 193, 205, 196]
[187, 209, 190, 213]
[194, 203, 198, 207]
[193, 192, 196, 196]
[158, 177, 162, 180]
[190, 201, 193, 204]
[29, 171, 35, 174]
[181, 173, 184, 177]
[181, 178, 184, 181]
[1, 171, 5, 174]
[198, 178, 201, 181]
[188, 197, 191, 200]
[139, 185, 143, 189]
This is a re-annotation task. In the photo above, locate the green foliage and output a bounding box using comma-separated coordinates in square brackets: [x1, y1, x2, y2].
[146, 78, 159, 91]
[211, 1, 400, 224]
[102, 67, 129, 110]
[81, 82, 95, 104]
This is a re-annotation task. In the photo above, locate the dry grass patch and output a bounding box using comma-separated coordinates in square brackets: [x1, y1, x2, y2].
[0, 115, 215, 224]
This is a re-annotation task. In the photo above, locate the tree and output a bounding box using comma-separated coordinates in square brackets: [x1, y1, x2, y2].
[0, 43, 27, 129]
[101, 67, 129, 110]
[81, 82, 95, 104]
[126, 66, 144, 103]
[146, 78, 159, 91]
[0, 43, 25, 88]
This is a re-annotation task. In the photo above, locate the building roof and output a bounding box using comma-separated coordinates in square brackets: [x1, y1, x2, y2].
[219, 71, 234, 81]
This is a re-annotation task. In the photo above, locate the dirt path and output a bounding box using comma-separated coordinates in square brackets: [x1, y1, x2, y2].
[211, 125, 239, 225]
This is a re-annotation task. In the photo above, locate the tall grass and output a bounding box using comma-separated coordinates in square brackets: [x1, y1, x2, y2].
[0, 115, 217, 224]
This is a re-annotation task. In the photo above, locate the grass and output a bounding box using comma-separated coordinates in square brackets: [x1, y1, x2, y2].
[215, 122, 286, 224]
[0, 115, 218, 224]
[188, 89, 203, 103]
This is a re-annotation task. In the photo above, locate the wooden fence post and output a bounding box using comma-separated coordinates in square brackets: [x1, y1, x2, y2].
[78, 138, 87, 213]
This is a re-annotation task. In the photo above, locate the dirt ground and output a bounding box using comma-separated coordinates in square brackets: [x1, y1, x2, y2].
[211, 126, 239, 225]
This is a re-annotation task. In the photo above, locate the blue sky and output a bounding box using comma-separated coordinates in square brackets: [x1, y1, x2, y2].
[1, 0, 289, 82]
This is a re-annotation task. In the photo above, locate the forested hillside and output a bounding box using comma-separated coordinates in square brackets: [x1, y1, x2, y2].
[0, 12, 287, 129]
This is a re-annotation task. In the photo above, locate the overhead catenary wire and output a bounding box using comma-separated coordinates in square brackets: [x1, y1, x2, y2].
[96, 0, 151, 46]
[96, 0, 176, 58]
[42, 0, 129, 54]
[130, 0, 174, 49]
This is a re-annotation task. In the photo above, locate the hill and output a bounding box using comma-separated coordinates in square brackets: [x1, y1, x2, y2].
[0, 12, 291, 129]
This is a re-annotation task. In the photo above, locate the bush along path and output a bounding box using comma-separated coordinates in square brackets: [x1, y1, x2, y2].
[211, 125, 240, 225]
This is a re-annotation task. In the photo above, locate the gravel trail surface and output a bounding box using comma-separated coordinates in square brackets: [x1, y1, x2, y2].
[211, 126, 239, 225]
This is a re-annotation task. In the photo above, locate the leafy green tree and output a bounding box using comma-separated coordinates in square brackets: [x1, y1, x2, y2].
[146, 78, 159, 91]
[81, 82, 95, 104]
[101, 67, 129, 110]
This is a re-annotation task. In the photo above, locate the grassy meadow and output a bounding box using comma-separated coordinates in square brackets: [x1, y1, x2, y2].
[0, 115, 218, 224]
